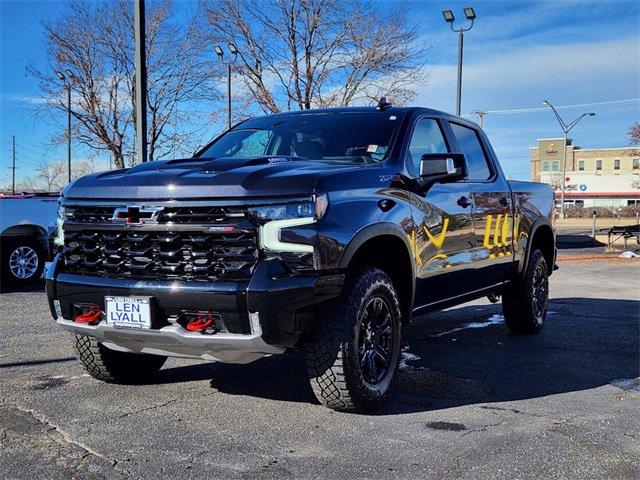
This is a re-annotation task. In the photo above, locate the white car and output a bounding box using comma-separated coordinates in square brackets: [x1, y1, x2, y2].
[0, 193, 59, 286]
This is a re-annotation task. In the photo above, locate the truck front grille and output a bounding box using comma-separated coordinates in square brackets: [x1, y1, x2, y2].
[66, 206, 246, 224]
[62, 230, 258, 281]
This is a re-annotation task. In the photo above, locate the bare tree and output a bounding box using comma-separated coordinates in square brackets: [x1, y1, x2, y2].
[629, 122, 640, 145]
[19, 158, 101, 192]
[202, 0, 429, 115]
[30, 0, 219, 168]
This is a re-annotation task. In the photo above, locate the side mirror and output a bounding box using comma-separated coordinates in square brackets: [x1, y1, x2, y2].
[419, 153, 467, 185]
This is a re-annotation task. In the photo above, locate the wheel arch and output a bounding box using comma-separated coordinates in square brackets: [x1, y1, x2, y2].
[1, 224, 49, 251]
[339, 223, 415, 322]
[520, 218, 555, 277]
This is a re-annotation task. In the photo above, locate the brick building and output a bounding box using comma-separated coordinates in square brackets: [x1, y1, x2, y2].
[530, 138, 640, 207]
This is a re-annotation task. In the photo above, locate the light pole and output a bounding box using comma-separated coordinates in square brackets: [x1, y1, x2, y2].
[542, 100, 595, 219]
[56, 69, 75, 183]
[214, 44, 239, 130]
[442, 7, 476, 116]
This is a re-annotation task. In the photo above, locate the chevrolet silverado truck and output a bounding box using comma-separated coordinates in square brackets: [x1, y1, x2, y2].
[46, 105, 555, 412]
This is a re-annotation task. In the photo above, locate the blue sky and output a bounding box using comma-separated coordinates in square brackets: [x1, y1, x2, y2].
[1, 0, 639, 186]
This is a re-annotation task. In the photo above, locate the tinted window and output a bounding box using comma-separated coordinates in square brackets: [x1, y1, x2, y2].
[406, 118, 448, 174]
[199, 112, 403, 165]
[450, 123, 492, 180]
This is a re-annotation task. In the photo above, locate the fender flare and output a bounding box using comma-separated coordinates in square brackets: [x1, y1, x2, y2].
[1, 225, 49, 253]
[338, 222, 416, 316]
[519, 216, 555, 277]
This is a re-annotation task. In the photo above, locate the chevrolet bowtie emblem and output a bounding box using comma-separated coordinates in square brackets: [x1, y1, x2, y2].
[112, 206, 164, 224]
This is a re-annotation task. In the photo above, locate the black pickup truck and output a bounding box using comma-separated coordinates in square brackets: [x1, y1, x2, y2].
[46, 105, 555, 412]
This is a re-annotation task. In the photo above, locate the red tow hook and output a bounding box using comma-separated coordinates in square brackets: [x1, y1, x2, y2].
[75, 304, 103, 324]
[185, 312, 216, 332]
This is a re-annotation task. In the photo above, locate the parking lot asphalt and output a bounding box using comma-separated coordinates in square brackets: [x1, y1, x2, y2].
[1, 258, 639, 479]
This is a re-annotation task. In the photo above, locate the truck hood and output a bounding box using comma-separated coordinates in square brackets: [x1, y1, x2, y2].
[64, 156, 358, 201]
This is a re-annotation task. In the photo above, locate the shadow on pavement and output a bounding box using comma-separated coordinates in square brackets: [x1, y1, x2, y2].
[0, 279, 46, 294]
[150, 296, 640, 414]
[556, 234, 605, 249]
[0, 357, 76, 369]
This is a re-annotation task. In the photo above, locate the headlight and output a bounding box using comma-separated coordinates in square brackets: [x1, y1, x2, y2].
[54, 204, 65, 246]
[254, 194, 328, 254]
[248, 194, 327, 222]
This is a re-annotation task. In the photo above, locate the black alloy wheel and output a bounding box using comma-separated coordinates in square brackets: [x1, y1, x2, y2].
[358, 296, 395, 385]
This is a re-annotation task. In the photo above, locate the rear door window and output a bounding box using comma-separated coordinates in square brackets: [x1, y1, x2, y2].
[449, 123, 492, 181]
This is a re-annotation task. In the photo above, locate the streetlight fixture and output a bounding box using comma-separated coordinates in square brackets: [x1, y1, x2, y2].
[442, 6, 476, 116]
[542, 100, 596, 218]
[56, 69, 74, 183]
[214, 43, 239, 130]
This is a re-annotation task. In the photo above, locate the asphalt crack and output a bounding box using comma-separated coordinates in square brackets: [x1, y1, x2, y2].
[4, 402, 133, 479]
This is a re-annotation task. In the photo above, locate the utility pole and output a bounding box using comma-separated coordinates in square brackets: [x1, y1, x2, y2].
[477, 109, 486, 128]
[456, 29, 464, 116]
[67, 84, 71, 182]
[227, 63, 232, 130]
[134, 0, 148, 163]
[11, 135, 16, 194]
[55, 69, 74, 182]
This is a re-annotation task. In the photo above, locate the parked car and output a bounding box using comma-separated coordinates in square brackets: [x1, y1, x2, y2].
[46, 105, 555, 412]
[0, 193, 59, 286]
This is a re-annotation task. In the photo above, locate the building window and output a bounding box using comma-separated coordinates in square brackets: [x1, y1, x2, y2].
[596, 160, 602, 171]
[578, 160, 585, 171]
[551, 160, 560, 172]
[614, 159, 620, 170]
[542, 161, 549, 172]
[628, 200, 640, 206]
[633, 158, 639, 170]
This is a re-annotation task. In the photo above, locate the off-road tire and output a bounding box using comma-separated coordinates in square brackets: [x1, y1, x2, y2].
[502, 248, 549, 334]
[305, 268, 402, 413]
[1, 237, 45, 286]
[74, 334, 167, 383]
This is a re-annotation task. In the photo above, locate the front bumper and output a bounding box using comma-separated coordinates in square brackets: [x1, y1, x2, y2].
[46, 254, 344, 362]
[56, 318, 282, 364]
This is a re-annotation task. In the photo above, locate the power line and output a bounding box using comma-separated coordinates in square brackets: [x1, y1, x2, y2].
[468, 98, 639, 117]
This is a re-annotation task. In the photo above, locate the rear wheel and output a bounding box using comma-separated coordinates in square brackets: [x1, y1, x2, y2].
[74, 334, 167, 384]
[1, 237, 45, 286]
[502, 248, 549, 334]
[305, 268, 402, 412]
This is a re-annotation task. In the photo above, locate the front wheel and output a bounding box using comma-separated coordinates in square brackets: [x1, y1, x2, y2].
[502, 248, 549, 334]
[305, 268, 402, 413]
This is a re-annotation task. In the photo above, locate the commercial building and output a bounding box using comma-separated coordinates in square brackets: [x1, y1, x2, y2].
[530, 138, 640, 207]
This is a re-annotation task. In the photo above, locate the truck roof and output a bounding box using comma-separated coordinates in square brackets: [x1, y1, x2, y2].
[252, 105, 479, 128]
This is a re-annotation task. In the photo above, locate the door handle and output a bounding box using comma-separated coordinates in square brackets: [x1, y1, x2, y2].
[457, 196, 472, 208]
[499, 196, 509, 207]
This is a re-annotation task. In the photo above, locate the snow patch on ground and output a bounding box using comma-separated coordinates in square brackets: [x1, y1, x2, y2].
[399, 346, 421, 370]
[619, 251, 640, 259]
[431, 314, 505, 338]
[610, 377, 640, 392]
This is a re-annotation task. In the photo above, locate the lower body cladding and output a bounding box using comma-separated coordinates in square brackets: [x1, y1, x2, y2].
[45, 255, 344, 364]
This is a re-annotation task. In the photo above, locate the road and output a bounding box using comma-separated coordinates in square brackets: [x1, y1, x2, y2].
[1, 258, 639, 479]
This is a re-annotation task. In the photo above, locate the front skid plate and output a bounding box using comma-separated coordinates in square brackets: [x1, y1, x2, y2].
[57, 319, 284, 364]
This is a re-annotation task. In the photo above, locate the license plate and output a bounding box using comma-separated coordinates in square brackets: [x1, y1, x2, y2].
[105, 296, 152, 329]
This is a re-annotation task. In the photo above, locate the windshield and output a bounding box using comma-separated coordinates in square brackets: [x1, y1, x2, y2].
[198, 111, 403, 164]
